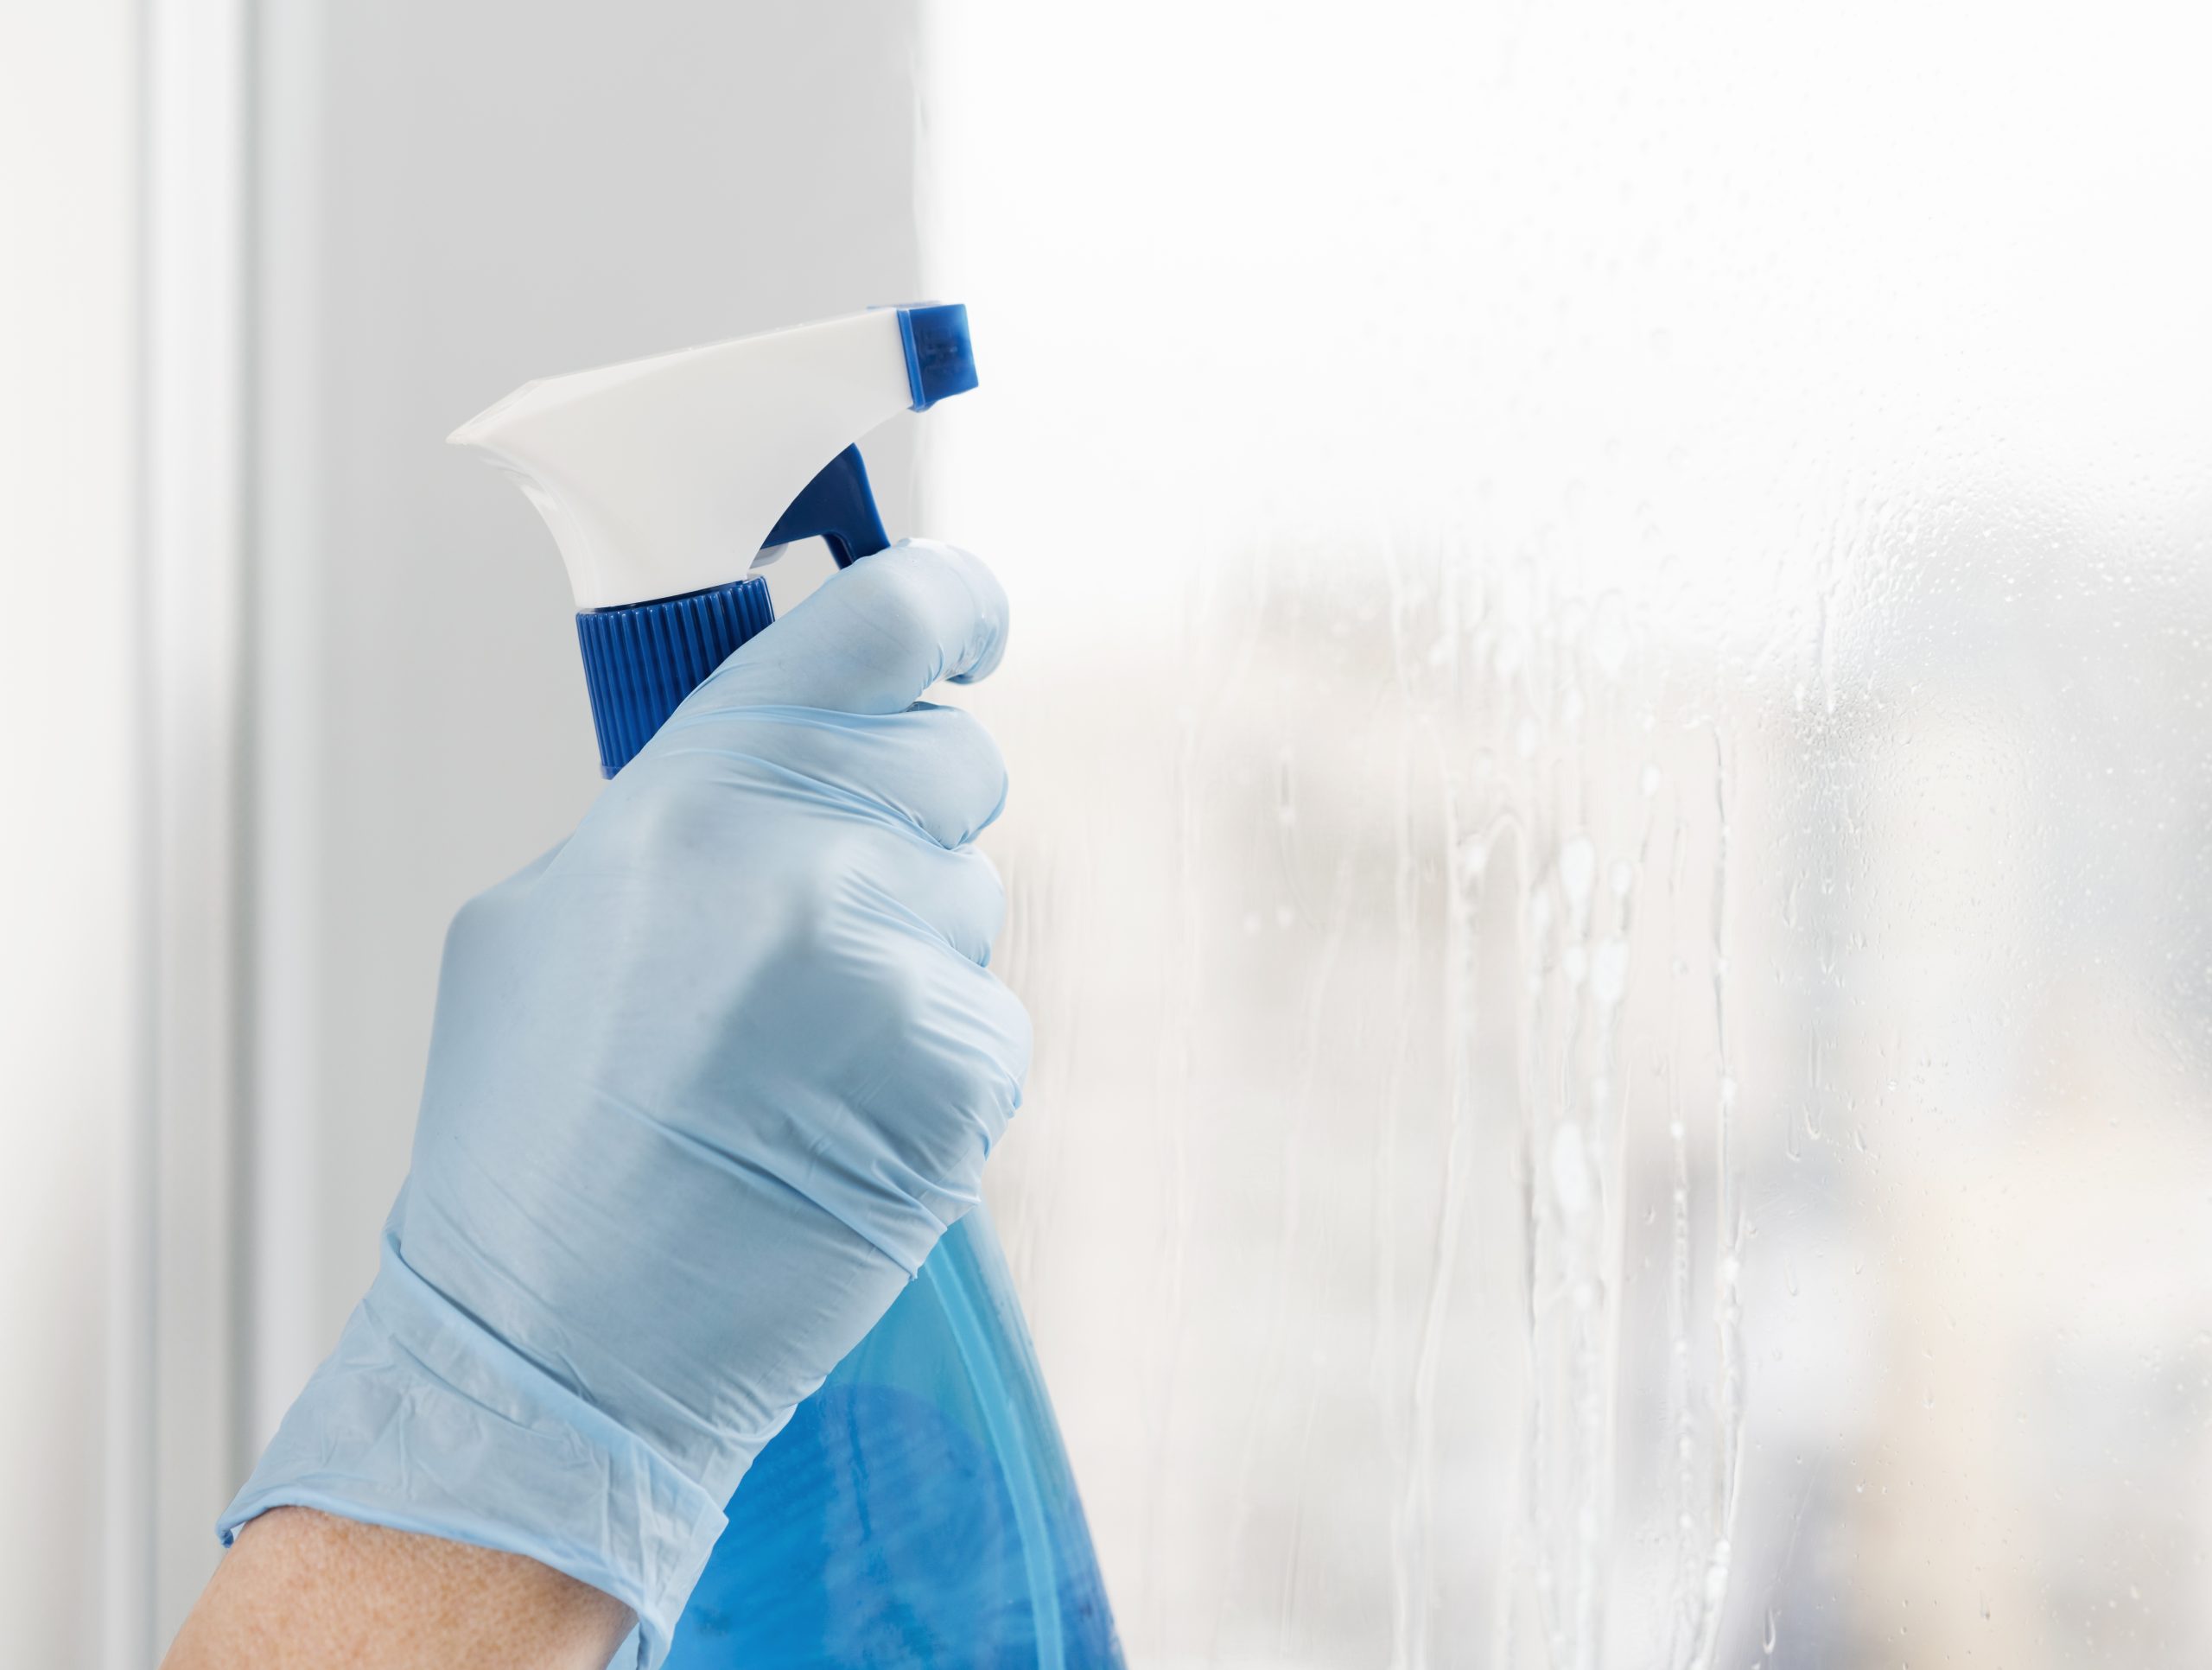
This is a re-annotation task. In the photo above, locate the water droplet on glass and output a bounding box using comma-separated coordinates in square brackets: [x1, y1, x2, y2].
[1550, 1123, 1593, 1217]
[1592, 937, 1630, 1006]
[1559, 835, 1597, 906]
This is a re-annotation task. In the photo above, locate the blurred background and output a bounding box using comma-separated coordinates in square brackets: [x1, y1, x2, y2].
[6, 3, 2211, 1667]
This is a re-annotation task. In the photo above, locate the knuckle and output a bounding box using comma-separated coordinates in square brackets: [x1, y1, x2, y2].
[910, 705, 1007, 798]
[969, 846, 1007, 907]
[954, 848, 1009, 949]
[871, 951, 938, 1033]
[779, 840, 870, 940]
[901, 706, 1009, 841]
[609, 772, 727, 871]
[936, 704, 1007, 784]
[995, 983, 1034, 1090]
[851, 554, 949, 669]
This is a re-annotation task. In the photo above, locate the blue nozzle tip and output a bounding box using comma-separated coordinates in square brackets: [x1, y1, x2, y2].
[898, 304, 977, 410]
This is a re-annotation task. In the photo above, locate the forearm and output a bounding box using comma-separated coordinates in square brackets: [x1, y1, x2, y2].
[162, 1508, 633, 1670]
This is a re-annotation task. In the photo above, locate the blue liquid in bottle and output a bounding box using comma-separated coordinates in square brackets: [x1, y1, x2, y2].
[664, 1210, 1122, 1668]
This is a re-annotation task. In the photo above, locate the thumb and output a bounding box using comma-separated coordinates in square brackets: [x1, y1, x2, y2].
[693, 538, 1009, 715]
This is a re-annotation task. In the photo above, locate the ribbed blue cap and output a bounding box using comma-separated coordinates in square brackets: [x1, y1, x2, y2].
[575, 577, 774, 777]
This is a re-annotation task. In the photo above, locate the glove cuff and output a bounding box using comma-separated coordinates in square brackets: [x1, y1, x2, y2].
[219, 1229, 725, 1670]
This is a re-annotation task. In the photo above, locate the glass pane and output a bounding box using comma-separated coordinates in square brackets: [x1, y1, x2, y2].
[918, 5, 2212, 1665]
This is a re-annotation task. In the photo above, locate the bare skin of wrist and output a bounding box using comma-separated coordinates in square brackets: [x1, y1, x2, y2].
[160, 1506, 635, 1670]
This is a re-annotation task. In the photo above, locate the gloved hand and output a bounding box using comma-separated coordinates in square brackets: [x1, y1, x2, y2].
[221, 541, 1028, 1667]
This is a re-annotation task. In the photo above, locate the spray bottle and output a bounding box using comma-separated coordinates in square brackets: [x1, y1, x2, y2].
[450, 307, 1122, 1668]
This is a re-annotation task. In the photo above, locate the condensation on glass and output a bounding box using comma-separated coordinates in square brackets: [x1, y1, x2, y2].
[917, 4, 2212, 1666]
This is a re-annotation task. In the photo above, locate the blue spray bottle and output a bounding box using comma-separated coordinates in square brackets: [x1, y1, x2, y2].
[449, 307, 1122, 1668]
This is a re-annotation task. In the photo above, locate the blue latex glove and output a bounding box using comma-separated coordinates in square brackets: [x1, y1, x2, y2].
[221, 541, 1029, 1667]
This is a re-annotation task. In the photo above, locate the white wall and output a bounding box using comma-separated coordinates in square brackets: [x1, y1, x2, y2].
[0, 5, 147, 1664]
[3, 2, 931, 1654]
[918, 4, 2212, 1664]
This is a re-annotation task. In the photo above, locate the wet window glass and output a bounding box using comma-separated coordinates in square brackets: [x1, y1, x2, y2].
[922, 6, 2212, 1663]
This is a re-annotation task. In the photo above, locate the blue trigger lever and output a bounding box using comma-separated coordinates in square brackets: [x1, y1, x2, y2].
[571, 445, 889, 778]
[766, 444, 891, 569]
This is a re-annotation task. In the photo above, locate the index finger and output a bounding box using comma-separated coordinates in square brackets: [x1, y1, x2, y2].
[694, 538, 1009, 715]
